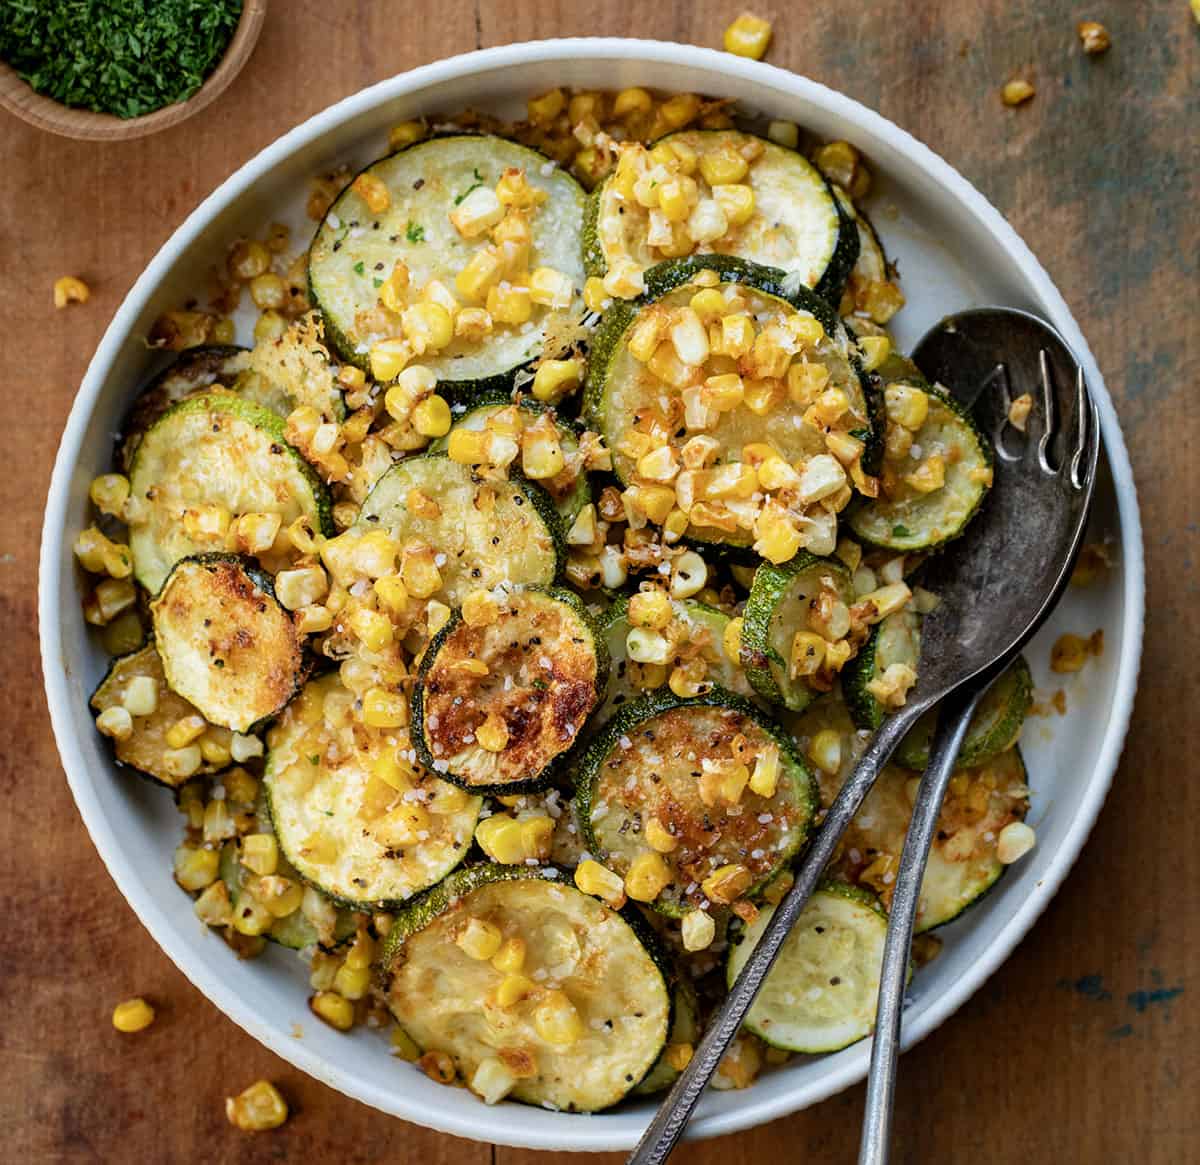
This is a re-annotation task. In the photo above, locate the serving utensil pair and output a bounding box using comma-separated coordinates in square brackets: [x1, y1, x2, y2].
[632, 306, 1099, 1165]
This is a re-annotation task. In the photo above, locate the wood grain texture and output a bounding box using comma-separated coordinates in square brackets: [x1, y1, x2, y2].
[1, 2, 1196, 1162]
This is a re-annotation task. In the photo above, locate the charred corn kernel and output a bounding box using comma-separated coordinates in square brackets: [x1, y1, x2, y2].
[528, 266, 574, 310]
[628, 589, 673, 630]
[627, 314, 665, 365]
[669, 661, 709, 698]
[476, 711, 510, 752]
[603, 258, 646, 300]
[643, 818, 679, 855]
[656, 177, 696, 223]
[378, 261, 409, 314]
[527, 87, 566, 124]
[399, 544, 442, 598]
[614, 86, 653, 118]
[375, 802, 430, 847]
[352, 171, 391, 213]
[687, 198, 728, 244]
[309, 989, 355, 1032]
[229, 239, 270, 280]
[203, 796, 236, 844]
[713, 183, 756, 227]
[256, 875, 303, 919]
[96, 705, 133, 741]
[457, 917, 503, 961]
[699, 758, 750, 807]
[905, 454, 946, 494]
[272, 566, 327, 613]
[388, 119, 426, 149]
[496, 168, 547, 210]
[194, 880, 233, 926]
[332, 960, 372, 1001]
[182, 503, 231, 542]
[686, 290, 724, 321]
[1002, 78, 1036, 106]
[702, 863, 753, 904]
[670, 550, 707, 599]
[418, 1049, 457, 1084]
[997, 821, 1036, 864]
[249, 272, 287, 311]
[574, 859, 627, 908]
[767, 119, 799, 148]
[226, 1080, 289, 1132]
[84, 577, 137, 625]
[630, 484, 677, 525]
[370, 337, 411, 382]
[1050, 632, 1090, 673]
[722, 616, 744, 663]
[424, 599, 451, 635]
[403, 302, 454, 354]
[345, 606, 392, 652]
[494, 973, 536, 1008]
[533, 990, 585, 1046]
[808, 728, 843, 775]
[447, 427, 489, 466]
[178, 783, 205, 828]
[457, 591, 498, 630]
[857, 334, 891, 372]
[716, 315, 754, 361]
[362, 686, 407, 728]
[522, 426, 566, 479]
[112, 997, 154, 1033]
[700, 145, 750, 186]
[88, 473, 130, 518]
[626, 626, 671, 665]
[54, 275, 91, 307]
[1077, 20, 1111, 53]
[473, 813, 526, 864]
[240, 834, 278, 877]
[165, 715, 205, 749]
[406, 488, 441, 520]
[583, 276, 609, 313]
[814, 139, 870, 199]
[119, 675, 157, 719]
[409, 394, 451, 438]
[636, 445, 679, 484]
[665, 1042, 695, 1072]
[724, 12, 772, 58]
[199, 732, 231, 769]
[387, 1025, 421, 1062]
[568, 90, 604, 123]
[659, 92, 701, 130]
[369, 576, 408, 618]
[252, 309, 287, 344]
[453, 305, 493, 342]
[681, 908, 716, 951]
[471, 1057, 518, 1105]
[456, 249, 504, 301]
[485, 283, 533, 326]
[625, 851, 672, 902]
[530, 357, 583, 405]
[490, 936, 527, 975]
[700, 373, 744, 413]
[789, 630, 826, 679]
[173, 844, 219, 891]
[749, 744, 781, 798]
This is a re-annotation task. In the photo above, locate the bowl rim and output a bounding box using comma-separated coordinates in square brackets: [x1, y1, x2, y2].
[0, 0, 267, 142]
[38, 37, 1144, 1150]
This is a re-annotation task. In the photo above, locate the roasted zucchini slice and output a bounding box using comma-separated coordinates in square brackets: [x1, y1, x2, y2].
[596, 595, 754, 726]
[263, 674, 482, 908]
[576, 689, 818, 916]
[349, 454, 563, 607]
[726, 883, 892, 1053]
[412, 587, 607, 793]
[308, 135, 586, 391]
[218, 834, 356, 951]
[584, 129, 857, 303]
[846, 377, 992, 553]
[119, 345, 249, 472]
[633, 979, 701, 1095]
[150, 554, 307, 733]
[382, 863, 672, 1112]
[896, 655, 1033, 770]
[833, 187, 903, 324]
[740, 552, 856, 712]
[585, 255, 874, 554]
[89, 643, 232, 788]
[126, 392, 333, 594]
[433, 394, 591, 527]
[842, 609, 921, 731]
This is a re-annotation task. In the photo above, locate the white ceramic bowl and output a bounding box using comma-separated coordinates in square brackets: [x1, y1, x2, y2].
[39, 39, 1143, 1152]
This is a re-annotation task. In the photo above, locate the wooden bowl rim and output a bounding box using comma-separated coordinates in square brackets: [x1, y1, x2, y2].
[0, 0, 267, 141]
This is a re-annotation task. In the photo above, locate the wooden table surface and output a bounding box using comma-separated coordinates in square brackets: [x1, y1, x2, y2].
[4, 3, 1196, 1162]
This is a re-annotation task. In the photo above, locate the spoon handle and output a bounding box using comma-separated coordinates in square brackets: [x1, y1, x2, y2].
[628, 704, 925, 1165]
[857, 681, 990, 1165]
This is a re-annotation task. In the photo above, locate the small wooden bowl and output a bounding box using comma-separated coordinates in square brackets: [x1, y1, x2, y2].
[0, 0, 267, 141]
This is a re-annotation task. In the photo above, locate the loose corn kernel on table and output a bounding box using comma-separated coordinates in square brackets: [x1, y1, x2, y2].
[4, 1, 1197, 1161]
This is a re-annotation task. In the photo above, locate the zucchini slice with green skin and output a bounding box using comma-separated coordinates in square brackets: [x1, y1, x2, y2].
[633, 978, 700, 1095]
[126, 392, 333, 595]
[584, 129, 857, 304]
[89, 643, 231, 788]
[846, 379, 993, 553]
[741, 552, 856, 712]
[576, 688, 818, 916]
[726, 883, 892, 1053]
[351, 453, 563, 607]
[843, 609, 921, 731]
[308, 135, 586, 390]
[432, 394, 591, 527]
[896, 655, 1033, 770]
[585, 255, 874, 553]
[238, 312, 346, 422]
[150, 554, 307, 733]
[218, 836, 356, 951]
[263, 674, 482, 909]
[412, 587, 608, 793]
[596, 595, 754, 726]
[119, 345, 249, 472]
[382, 863, 673, 1112]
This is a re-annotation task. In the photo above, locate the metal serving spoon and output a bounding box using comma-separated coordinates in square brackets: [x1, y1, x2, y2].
[629, 307, 1099, 1165]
